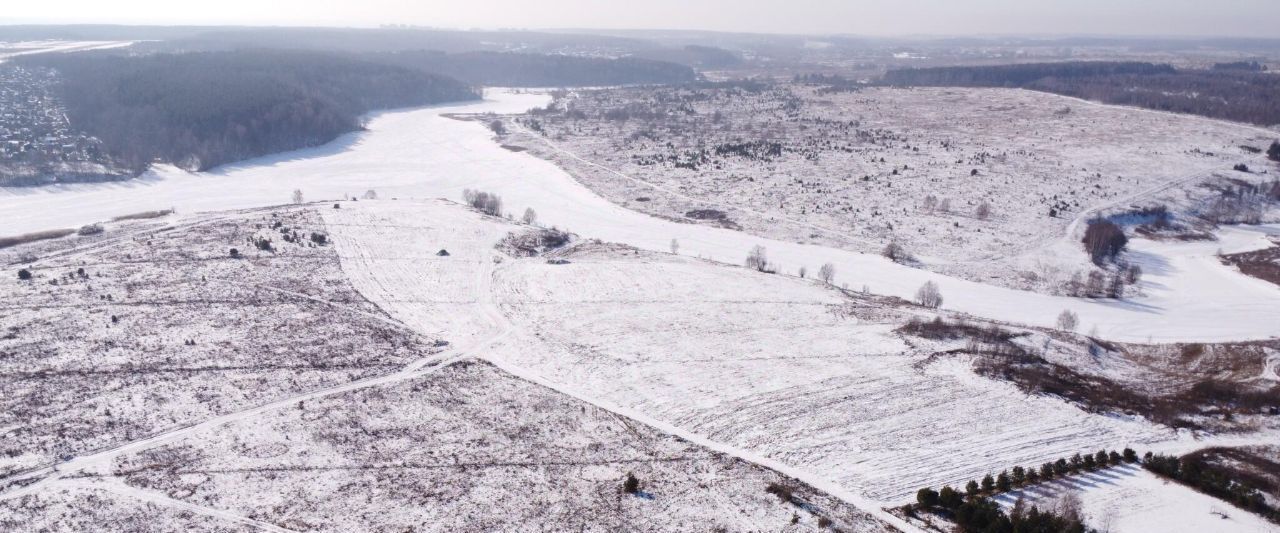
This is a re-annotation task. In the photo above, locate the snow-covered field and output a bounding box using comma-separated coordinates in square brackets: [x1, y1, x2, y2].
[997, 464, 1278, 533]
[1, 87, 1278, 531]
[505, 84, 1280, 288]
[318, 200, 1194, 507]
[0, 41, 134, 62]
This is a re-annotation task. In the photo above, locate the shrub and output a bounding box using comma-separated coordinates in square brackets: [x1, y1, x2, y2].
[975, 201, 991, 220]
[1234, 163, 1251, 173]
[229, 248, 241, 258]
[77, 223, 104, 236]
[18, 269, 32, 281]
[623, 473, 640, 494]
[522, 207, 538, 225]
[309, 232, 328, 245]
[883, 241, 914, 263]
[915, 281, 943, 308]
[766, 482, 796, 504]
[1269, 140, 1280, 162]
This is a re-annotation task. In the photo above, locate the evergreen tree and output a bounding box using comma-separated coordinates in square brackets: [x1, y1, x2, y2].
[965, 480, 980, 497]
[916, 487, 940, 508]
[939, 486, 963, 509]
[981, 474, 996, 493]
[1012, 466, 1026, 485]
[1040, 463, 1055, 480]
[996, 471, 1012, 492]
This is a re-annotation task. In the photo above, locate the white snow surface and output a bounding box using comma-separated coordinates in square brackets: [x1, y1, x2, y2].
[2, 90, 1279, 343]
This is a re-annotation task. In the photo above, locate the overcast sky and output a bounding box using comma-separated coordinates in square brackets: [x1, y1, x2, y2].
[4, 0, 1279, 38]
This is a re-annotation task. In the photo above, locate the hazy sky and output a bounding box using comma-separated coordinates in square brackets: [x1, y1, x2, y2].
[5, 0, 1280, 38]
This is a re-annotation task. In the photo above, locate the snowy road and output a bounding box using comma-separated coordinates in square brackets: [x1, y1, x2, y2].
[2, 90, 1279, 342]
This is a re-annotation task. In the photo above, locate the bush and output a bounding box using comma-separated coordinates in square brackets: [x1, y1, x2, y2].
[229, 248, 241, 258]
[623, 473, 640, 494]
[1083, 219, 1128, 265]
[309, 232, 328, 245]
[883, 241, 914, 263]
[77, 223, 104, 236]
[18, 269, 33, 281]
[1269, 141, 1280, 162]
[1234, 163, 1251, 173]
[915, 281, 943, 309]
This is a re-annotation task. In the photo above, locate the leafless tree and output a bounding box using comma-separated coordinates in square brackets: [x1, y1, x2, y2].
[798, 266, 808, 278]
[1057, 310, 1079, 332]
[818, 263, 835, 285]
[745, 245, 770, 272]
[362, 189, 378, 200]
[916, 281, 943, 308]
[522, 207, 538, 225]
[291, 189, 304, 204]
[670, 238, 679, 254]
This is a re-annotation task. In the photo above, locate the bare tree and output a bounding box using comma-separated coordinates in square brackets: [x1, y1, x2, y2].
[937, 198, 951, 213]
[291, 189, 304, 204]
[916, 281, 943, 308]
[818, 263, 835, 285]
[522, 207, 538, 225]
[799, 266, 808, 278]
[670, 238, 679, 255]
[362, 189, 378, 200]
[1057, 310, 1079, 332]
[922, 195, 938, 214]
[745, 245, 770, 272]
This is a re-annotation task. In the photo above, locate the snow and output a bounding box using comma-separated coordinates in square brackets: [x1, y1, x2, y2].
[3, 89, 1277, 343]
[997, 464, 1279, 533]
[319, 200, 1174, 508]
[0, 41, 135, 62]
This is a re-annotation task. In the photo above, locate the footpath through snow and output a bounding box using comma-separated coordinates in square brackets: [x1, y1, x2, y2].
[2, 90, 1279, 343]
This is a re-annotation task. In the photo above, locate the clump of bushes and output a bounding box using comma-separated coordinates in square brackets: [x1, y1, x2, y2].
[463, 188, 503, 217]
[18, 268, 33, 281]
[77, 223, 104, 236]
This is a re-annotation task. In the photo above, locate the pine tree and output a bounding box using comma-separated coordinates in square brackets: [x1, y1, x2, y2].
[966, 480, 980, 497]
[981, 474, 996, 493]
[996, 471, 1012, 492]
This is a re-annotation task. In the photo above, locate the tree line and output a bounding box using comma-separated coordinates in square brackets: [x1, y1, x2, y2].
[16, 50, 479, 173]
[365, 50, 698, 87]
[882, 61, 1280, 126]
[915, 448, 1141, 532]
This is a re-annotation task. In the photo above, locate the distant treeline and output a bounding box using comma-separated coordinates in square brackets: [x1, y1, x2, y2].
[882, 61, 1280, 126]
[365, 51, 698, 87]
[17, 50, 478, 172]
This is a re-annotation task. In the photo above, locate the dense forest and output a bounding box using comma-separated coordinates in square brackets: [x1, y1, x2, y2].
[365, 51, 698, 87]
[16, 50, 478, 172]
[882, 61, 1280, 126]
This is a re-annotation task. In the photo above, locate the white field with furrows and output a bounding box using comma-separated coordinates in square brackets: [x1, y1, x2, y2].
[2, 90, 1278, 342]
[318, 200, 1167, 505]
[995, 464, 1278, 533]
